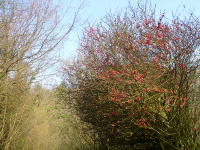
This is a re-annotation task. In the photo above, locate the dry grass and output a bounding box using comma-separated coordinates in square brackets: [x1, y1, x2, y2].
[22, 96, 62, 150]
[15, 87, 92, 150]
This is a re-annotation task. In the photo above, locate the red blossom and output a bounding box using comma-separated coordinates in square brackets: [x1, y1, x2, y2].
[156, 33, 163, 38]
[157, 22, 162, 30]
[131, 41, 137, 47]
[146, 34, 153, 39]
[135, 74, 144, 82]
[87, 27, 96, 37]
[163, 42, 168, 48]
[153, 56, 159, 63]
[180, 97, 189, 108]
[111, 111, 117, 115]
[163, 89, 170, 94]
[111, 97, 118, 102]
[140, 89, 148, 93]
[120, 69, 128, 72]
[97, 73, 109, 80]
[146, 39, 152, 45]
[135, 118, 148, 128]
[126, 100, 131, 104]
[192, 128, 199, 131]
[124, 64, 131, 67]
[144, 19, 153, 26]
[178, 63, 187, 69]
[173, 37, 179, 41]
[183, 97, 189, 102]
[131, 70, 137, 75]
[136, 96, 142, 102]
[180, 102, 185, 108]
[109, 70, 120, 76]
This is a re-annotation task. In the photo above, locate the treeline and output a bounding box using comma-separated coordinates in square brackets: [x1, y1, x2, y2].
[0, 0, 81, 149]
[58, 2, 200, 150]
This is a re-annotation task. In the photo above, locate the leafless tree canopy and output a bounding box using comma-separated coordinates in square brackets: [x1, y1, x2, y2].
[0, 0, 83, 148]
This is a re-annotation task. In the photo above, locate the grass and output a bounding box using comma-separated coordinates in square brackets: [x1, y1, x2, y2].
[12, 88, 93, 150]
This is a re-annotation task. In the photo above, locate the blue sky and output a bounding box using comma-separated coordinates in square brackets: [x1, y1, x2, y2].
[86, 0, 199, 21]
[63, 0, 200, 60]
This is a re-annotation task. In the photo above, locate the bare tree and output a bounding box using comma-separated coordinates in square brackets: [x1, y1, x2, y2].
[0, 0, 83, 148]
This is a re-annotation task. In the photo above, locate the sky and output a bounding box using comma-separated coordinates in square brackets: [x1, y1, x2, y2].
[86, 0, 199, 21]
[46, 0, 200, 87]
[63, 0, 200, 60]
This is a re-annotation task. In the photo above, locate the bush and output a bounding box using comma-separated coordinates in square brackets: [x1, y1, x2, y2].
[64, 2, 200, 150]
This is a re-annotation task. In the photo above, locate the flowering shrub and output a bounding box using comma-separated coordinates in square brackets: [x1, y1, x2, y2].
[65, 4, 200, 149]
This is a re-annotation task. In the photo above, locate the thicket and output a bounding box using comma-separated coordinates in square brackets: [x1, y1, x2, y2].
[0, 0, 80, 149]
[62, 2, 200, 150]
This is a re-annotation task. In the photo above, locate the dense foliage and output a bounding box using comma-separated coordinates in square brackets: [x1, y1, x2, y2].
[64, 4, 200, 150]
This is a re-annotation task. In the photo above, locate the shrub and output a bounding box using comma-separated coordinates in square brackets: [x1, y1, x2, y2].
[64, 2, 200, 150]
